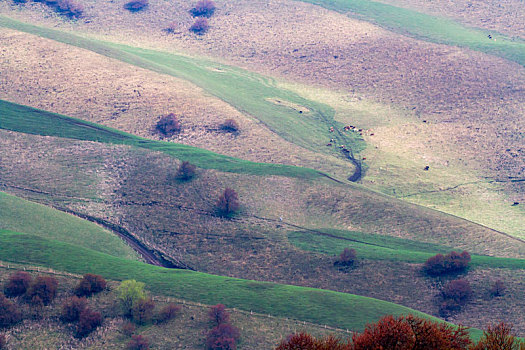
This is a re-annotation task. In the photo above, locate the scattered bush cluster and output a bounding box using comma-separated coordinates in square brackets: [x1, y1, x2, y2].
[4, 271, 32, 298]
[0, 293, 22, 328]
[76, 308, 103, 338]
[127, 334, 150, 350]
[189, 18, 210, 34]
[206, 304, 241, 350]
[75, 273, 107, 297]
[15, 0, 84, 17]
[60, 296, 88, 322]
[423, 251, 471, 276]
[156, 303, 181, 323]
[189, 0, 215, 34]
[132, 298, 155, 325]
[489, 279, 506, 297]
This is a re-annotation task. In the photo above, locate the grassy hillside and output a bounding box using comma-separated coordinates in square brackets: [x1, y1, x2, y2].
[0, 191, 139, 260]
[299, 0, 525, 66]
[288, 229, 525, 268]
[0, 99, 321, 179]
[0, 16, 365, 161]
[0, 229, 482, 338]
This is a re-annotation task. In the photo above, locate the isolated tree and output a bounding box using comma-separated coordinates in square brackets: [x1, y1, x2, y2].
[471, 322, 525, 350]
[75, 309, 102, 338]
[189, 18, 209, 35]
[489, 280, 506, 297]
[116, 280, 147, 317]
[127, 334, 150, 350]
[206, 323, 241, 350]
[442, 279, 473, 303]
[209, 304, 230, 325]
[74, 273, 107, 297]
[177, 161, 197, 181]
[4, 271, 32, 297]
[0, 293, 22, 328]
[156, 113, 181, 136]
[216, 188, 240, 216]
[132, 298, 155, 324]
[26, 275, 58, 306]
[60, 296, 88, 323]
[190, 0, 215, 17]
[220, 119, 240, 133]
[335, 248, 357, 267]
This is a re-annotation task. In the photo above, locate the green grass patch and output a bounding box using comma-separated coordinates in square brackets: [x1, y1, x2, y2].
[0, 100, 322, 179]
[0, 15, 365, 157]
[0, 192, 139, 260]
[289, 229, 525, 269]
[299, 0, 525, 66]
[0, 230, 482, 338]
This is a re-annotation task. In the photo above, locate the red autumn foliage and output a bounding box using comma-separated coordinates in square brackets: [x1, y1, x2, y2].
[0, 293, 22, 328]
[127, 334, 150, 350]
[216, 188, 240, 216]
[121, 321, 136, 336]
[75, 308, 102, 338]
[206, 323, 240, 350]
[156, 303, 181, 323]
[209, 304, 230, 325]
[56, 0, 84, 18]
[442, 279, 473, 303]
[26, 276, 58, 306]
[75, 274, 107, 297]
[276, 332, 350, 350]
[424, 251, 471, 276]
[471, 322, 525, 350]
[189, 18, 209, 35]
[60, 296, 88, 323]
[190, 0, 215, 17]
[156, 113, 181, 135]
[4, 271, 32, 298]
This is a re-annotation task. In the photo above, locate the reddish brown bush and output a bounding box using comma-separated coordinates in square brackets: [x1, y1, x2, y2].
[189, 18, 209, 34]
[177, 161, 197, 181]
[132, 298, 155, 325]
[216, 188, 240, 217]
[75, 309, 102, 338]
[124, 0, 148, 12]
[352, 315, 471, 350]
[424, 251, 471, 276]
[74, 274, 107, 297]
[0, 334, 6, 349]
[56, 0, 84, 18]
[220, 119, 239, 133]
[4, 271, 32, 298]
[61, 296, 88, 323]
[165, 22, 178, 34]
[26, 276, 58, 306]
[335, 248, 357, 267]
[190, 0, 215, 17]
[489, 280, 506, 297]
[127, 334, 150, 350]
[0, 293, 22, 328]
[209, 304, 230, 325]
[121, 321, 136, 336]
[156, 303, 181, 323]
[442, 279, 473, 303]
[206, 323, 240, 350]
[156, 113, 181, 136]
[471, 322, 525, 350]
